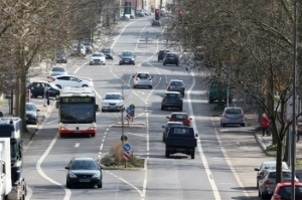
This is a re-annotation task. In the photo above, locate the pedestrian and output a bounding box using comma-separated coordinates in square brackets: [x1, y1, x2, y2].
[44, 86, 50, 107]
[260, 113, 270, 136]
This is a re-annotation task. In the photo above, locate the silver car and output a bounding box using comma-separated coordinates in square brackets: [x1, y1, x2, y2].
[132, 72, 153, 89]
[101, 92, 124, 112]
[220, 107, 245, 127]
[89, 52, 106, 65]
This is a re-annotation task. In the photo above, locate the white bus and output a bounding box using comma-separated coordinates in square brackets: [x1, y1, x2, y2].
[56, 87, 99, 137]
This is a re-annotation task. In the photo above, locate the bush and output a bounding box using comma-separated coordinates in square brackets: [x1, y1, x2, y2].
[266, 144, 277, 152]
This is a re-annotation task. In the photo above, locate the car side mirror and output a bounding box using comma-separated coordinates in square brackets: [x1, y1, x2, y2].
[65, 166, 69, 170]
[254, 168, 260, 171]
[166, 116, 170, 119]
[195, 133, 198, 137]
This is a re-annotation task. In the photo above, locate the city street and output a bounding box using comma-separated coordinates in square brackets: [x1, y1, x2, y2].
[21, 16, 279, 200]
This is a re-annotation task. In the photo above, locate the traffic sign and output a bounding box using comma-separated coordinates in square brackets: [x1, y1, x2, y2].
[123, 151, 130, 161]
[123, 143, 131, 152]
[126, 107, 132, 114]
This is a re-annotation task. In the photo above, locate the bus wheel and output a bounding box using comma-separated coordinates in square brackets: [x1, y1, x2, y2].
[91, 134, 95, 137]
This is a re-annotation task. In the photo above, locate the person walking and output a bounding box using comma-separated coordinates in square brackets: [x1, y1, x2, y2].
[44, 86, 50, 107]
[260, 113, 270, 136]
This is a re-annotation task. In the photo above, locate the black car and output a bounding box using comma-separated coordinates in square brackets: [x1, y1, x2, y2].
[119, 50, 135, 65]
[163, 52, 180, 66]
[55, 52, 68, 63]
[65, 157, 103, 189]
[26, 102, 39, 125]
[157, 49, 169, 62]
[100, 48, 114, 60]
[161, 91, 183, 111]
[27, 81, 60, 98]
[161, 121, 184, 142]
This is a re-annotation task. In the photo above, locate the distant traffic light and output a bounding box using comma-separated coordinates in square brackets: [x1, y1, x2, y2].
[155, 8, 160, 20]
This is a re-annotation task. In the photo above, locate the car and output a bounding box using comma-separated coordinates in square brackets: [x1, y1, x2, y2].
[167, 79, 185, 97]
[65, 157, 103, 189]
[71, 43, 86, 56]
[161, 91, 183, 111]
[254, 161, 289, 189]
[55, 51, 68, 63]
[161, 121, 184, 142]
[220, 107, 246, 127]
[132, 72, 153, 89]
[49, 66, 68, 77]
[100, 48, 114, 60]
[258, 169, 298, 199]
[135, 10, 145, 17]
[89, 52, 106, 65]
[49, 75, 93, 89]
[151, 19, 161, 27]
[119, 50, 135, 65]
[163, 52, 180, 66]
[271, 182, 302, 200]
[81, 41, 93, 54]
[26, 102, 39, 125]
[27, 81, 61, 98]
[158, 49, 169, 62]
[166, 112, 192, 126]
[101, 92, 124, 112]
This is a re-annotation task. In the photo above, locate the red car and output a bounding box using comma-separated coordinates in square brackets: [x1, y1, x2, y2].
[166, 112, 192, 126]
[271, 182, 302, 200]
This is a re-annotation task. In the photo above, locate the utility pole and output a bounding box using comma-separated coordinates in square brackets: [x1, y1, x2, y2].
[121, 84, 124, 146]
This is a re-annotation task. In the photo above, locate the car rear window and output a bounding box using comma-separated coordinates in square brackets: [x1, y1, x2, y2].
[170, 81, 183, 86]
[279, 186, 302, 198]
[52, 67, 65, 72]
[166, 93, 180, 99]
[268, 172, 291, 179]
[137, 73, 149, 79]
[169, 127, 193, 137]
[171, 114, 187, 120]
[225, 109, 242, 114]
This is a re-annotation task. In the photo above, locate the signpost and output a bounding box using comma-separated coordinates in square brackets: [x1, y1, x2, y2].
[122, 143, 131, 168]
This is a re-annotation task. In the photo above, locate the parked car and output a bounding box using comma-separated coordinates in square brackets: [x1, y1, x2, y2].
[151, 19, 161, 27]
[26, 102, 39, 125]
[258, 169, 298, 199]
[27, 81, 61, 98]
[167, 79, 185, 97]
[55, 52, 68, 63]
[158, 49, 169, 62]
[254, 161, 289, 189]
[271, 182, 302, 200]
[132, 72, 153, 89]
[119, 50, 135, 65]
[135, 10, 145, 17]
[49, 75, 93, 89]
[162, 121, 184, 142]
[161, 91, 183, 111]
[220, 107, 246, 127]
[164, 126, 198, 159]
[101, 92, 124, 112]
[166, 112, 192, 126]
[163, 52, 180, 66]
[89, 52, 106, 65]
[65, 157, 103, 188]
[100, 48, 114, 60]
[49, 66, 68, 77]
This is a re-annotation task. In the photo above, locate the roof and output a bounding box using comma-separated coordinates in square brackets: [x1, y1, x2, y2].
[73, 157, 95, 161]
[170, 112, 189, 115]
[105, 92, 122, 95]
[165, 91, 181, 94]
[169, 79, 183, 82]
[167, 121, 183, 124]
[60, 87, 95, 97]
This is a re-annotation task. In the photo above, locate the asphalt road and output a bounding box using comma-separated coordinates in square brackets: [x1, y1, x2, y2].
[22, 17, 278, 200]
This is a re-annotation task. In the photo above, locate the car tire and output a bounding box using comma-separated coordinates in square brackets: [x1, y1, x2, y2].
[133, 62, 135, 65]
[119, 62, 122, 65]
[82, 84, 88, 87]
[149, 85, 152, 89]
[209, 98, 214, 104]
[66, 181, 72, 188]
[101, 109, 105, 112]
[165, 148, 169, 158]
[89, 63, 92, 65]
[98, 182, 102, 188]
[161, 106, 164, 110]
[241, 123, 245, 127]
[191, 152, 195, 159]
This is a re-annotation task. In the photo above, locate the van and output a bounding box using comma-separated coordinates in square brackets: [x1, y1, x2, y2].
[208, 81, 232, 104]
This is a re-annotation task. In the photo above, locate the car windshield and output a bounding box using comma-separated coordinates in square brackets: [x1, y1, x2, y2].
[268, 172, 292, 179]
[262, 162, 288, 170]
[122, 52, 134, 57]
[279, 186, 302, 198]
[71, 160, 98, 170]
[26, 104, 35, 111]
[102, 49, 110, 53]
[105, 94, 122, 100]
[92, 53, 103, 57]
[170, 81, 183, 86]
[49, 83, 60, 90]
[52, 67, 65, 72]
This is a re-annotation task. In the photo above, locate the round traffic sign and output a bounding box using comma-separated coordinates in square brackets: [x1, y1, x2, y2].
[123, 143, 131, 152]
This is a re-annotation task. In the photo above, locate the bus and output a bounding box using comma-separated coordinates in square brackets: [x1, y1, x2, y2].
[56, 87, 99, 137]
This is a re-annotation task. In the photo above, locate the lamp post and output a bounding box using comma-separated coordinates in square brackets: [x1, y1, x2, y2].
[291, 0, 298, 199]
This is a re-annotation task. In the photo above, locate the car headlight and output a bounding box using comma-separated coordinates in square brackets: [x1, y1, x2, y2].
[92, 171, 101, 178]
[68, 172, 77, 178]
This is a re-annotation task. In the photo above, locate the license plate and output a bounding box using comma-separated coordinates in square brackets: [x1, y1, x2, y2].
[79, 179, 90, 182]
[75, 131, 81, 134]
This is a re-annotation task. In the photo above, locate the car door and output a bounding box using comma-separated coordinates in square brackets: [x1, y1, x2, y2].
[69, 76, 82, 87]
[56, 76, 70, 88]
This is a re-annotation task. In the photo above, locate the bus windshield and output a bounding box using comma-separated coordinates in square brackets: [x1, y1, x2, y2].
[60, 104, 95, 123]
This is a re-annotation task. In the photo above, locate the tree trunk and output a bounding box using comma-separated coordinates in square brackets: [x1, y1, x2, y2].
[276, 138, 284, 184]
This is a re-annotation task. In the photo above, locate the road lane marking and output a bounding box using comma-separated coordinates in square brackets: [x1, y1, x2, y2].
[74, 143, 80, 148]
[187, 74, 222, 200]
[36, 133, 71, 200]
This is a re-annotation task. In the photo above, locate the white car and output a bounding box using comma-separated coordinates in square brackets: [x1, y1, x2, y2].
[49, 75, 93, 89]
[132, 72, 153, 89]
[101, 92, 124, 112]
[89, 52, 106, 65]
[49, 66, 68, 77]
[71, 43, 86, 56]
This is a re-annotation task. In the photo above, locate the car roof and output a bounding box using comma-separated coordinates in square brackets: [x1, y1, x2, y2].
[30, 80, 49, 84]
[167, 121, 183, 124]
[51, 66, 65, 70]
[165, 91, 181, 94]
[105, 92, 122, 95]
[136, 72, 150, 74]
[72, 157, 96, 161]
[224, 107, 243, 110]
[169, 79, 183, 83]
[170, 112, 188, 115]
